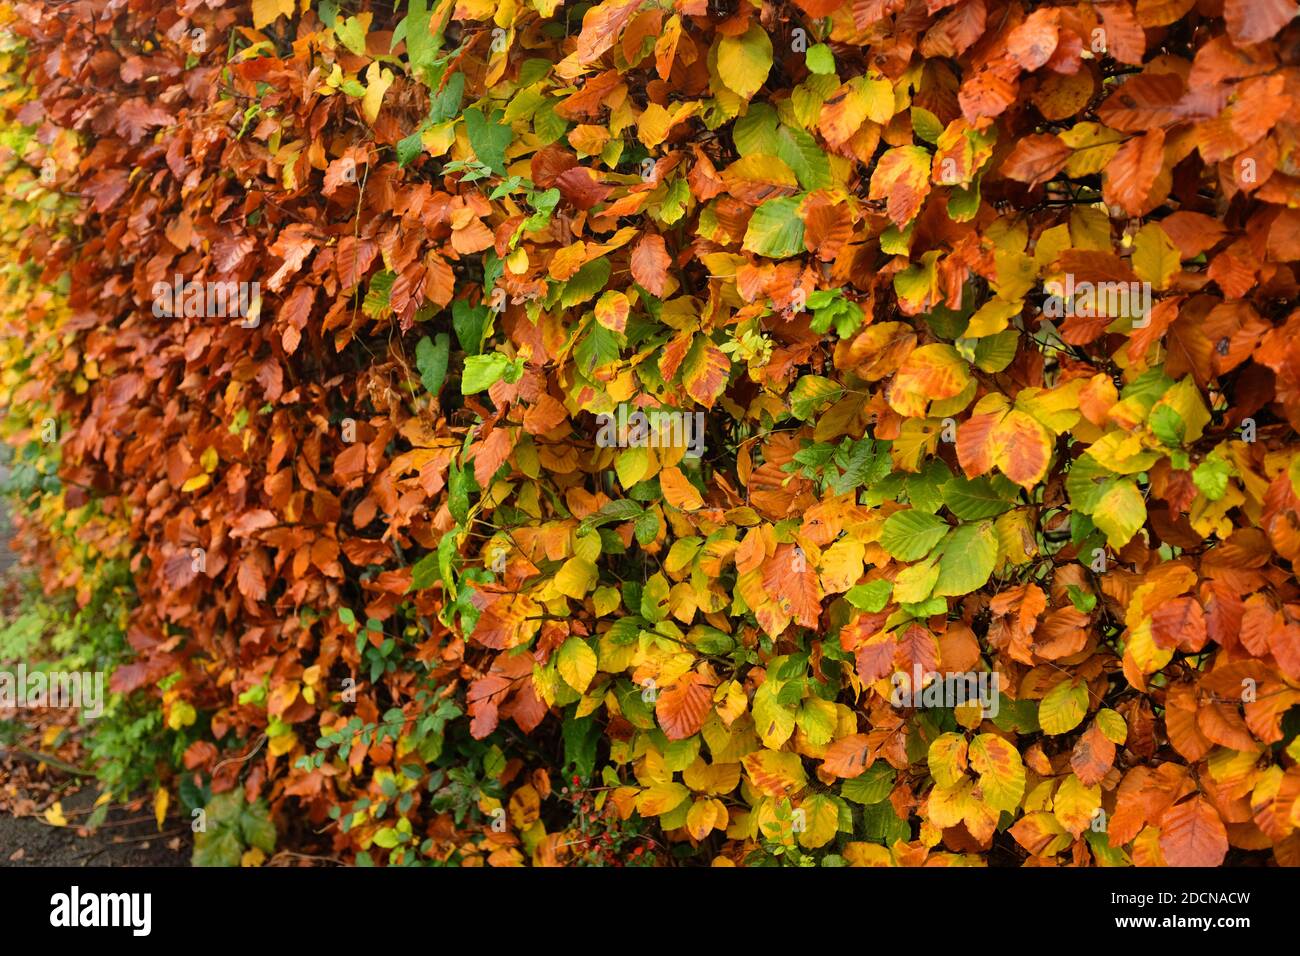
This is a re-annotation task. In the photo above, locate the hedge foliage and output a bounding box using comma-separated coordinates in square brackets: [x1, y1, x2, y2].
[4, 0, 1300, 866]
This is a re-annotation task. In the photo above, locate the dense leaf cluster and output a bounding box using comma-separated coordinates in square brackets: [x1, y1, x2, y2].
[4, 0, 1300, 866]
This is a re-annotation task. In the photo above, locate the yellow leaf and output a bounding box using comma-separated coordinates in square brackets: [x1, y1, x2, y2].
[817, 537, 864, 593]
[1131, 222, 1181, 290]
[167, 698, 197, 730]
[927, 732, 969, 789]
[154, 787, 169, 830]
[927, 778, 978, 828]
[1125, 618, 1174, 676]
[180, 473, 210, 492]
[1097, 708, 1128, 744]
[686, 797, 721, 840]
[592, 585, 620, 617]
[252, 0, 294, 30]
[636, 781, 690, 816]
[1038, 679, 1089, 735]
[421, 121, 457, 157]
[741, 748, 807, 798]
[555, 556, 597, 599]
[1093, 478, 1147, 550]
[752, 681, 797, 748]
[557, 637, 597, 693]
[268, 730, 297, 756]
[1052, 772, 1101, 837]
[241, 847, 267, 867]
[714, 680, 748, 726]
[888, 344, 971, 418]
[965, 298, 1021, 338]
[843, 841, 894, 866]
[682, 757, 741, 795]
[796, 793, 840, 848]
[361, 63, 394, 125]
[44, 802, 67, 827]
[969, 733, 1026, 814]
[716, 24, 772, 101]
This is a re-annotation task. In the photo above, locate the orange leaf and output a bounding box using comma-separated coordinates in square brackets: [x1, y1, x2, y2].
[821, 734, 874, 778]
[1158, 796, 1228, 867]
[655, 671, 716, 740]
[631, 233, 672, 296]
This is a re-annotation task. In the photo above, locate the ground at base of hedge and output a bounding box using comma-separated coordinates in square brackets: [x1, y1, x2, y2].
[0, 758, 192, 866]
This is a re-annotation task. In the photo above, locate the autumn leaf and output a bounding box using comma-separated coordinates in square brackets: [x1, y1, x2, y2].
[1159, 797, 1229, 867]
[655, 671, 715, 740]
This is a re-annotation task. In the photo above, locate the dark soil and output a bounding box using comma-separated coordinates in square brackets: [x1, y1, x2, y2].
[0, 763, 191, 866]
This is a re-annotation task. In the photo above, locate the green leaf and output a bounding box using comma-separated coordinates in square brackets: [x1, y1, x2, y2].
[733, 103, 778, 157]
[878, 509, 949, 561]
[634, 510, 660, 545]
[463, 107, 512, 175]
[430, 72, 465, 123]
[409, 550, 441, 591]
[933, 521, 997, 597]
[562, 714, 601, 783]
[1066, 453, 1118, 514]
[775, 125, 831, 191]
[911, 106, 943, 144]
[239, 800, 277, 852]
[397, 129, 425, 168]
[971, 327, 1018, 372]
[904, 458, 952, 513]
[192, 826, 242, 867]
[790, 375, 843, 420]
[452, 299, 488, 354]
[845, 579, 893, 613]
[575, 321, 621, 376]
[404, 0, 449, 81]
[841, 762, 895, 804]
[805, 43, 835, 75]
[461, 353, 518, 394]
[415, 333, 449, 395]
[1148, 404, 1185, 447]
[561, 258, 611, 307]
[448, 463, 472, 524]
[743, 196, 805, 258]
[335, 15, 369, 56]
[1193, 457, 1231, 501]
[1067, 585, 1097, 613]
[942, 475, 1018, 520]
[579, 498, 644, 531]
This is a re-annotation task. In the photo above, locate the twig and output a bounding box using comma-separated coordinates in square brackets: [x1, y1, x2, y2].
[0, 746, 96, 777]
[72, 829, 187, 862]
